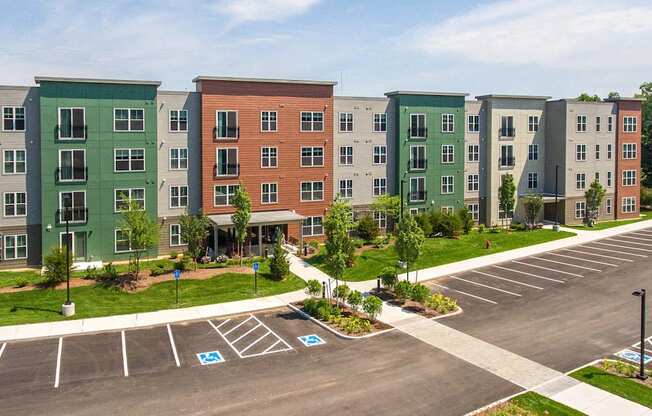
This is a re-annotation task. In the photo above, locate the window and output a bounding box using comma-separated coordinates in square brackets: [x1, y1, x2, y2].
[576, 173, 586, 190]
[58, 108, 85, 139]
[373, 145, 387, 164]
[500, 115, 514, 137]
[575, 202, 586, 219]
[606, 198, 612, 214]
[467, 174, 479, 191]
[169, 185, 188, 208]
[441, 176, 454, 194]
[339, 112, 353, 132]
[622, 197, 636, 213]
[500, 145, 514, 167]
[216, 110, 238, 138]
[169, 110, 188, 132]
[338, 179, 353, 199]
[114, 108, 144, 132]
[409, 177, 426, 201]
[608, 116, 613, 132]
[467, 203, 479, 221]
[623, 116, 637, 132]
[410, 114, 426, 138]
[467, 115, 479, 132]
[467, 144, 479, 162]
[58, 149, 86, 181]
[339, 146, 353, 165]
[527, 172, 538, 189]
[595, 172, 600, 182]
[575, 144, 587, 161]
[261, 183, 278, 204]
[2, 106, 25, 131]
[59, 191, 86, 222]
[301, 147, 324, 167]
[623, 170, 637, 186]
[373, 113, 386, 132]
[373, 211, 386, 229]
[261, 147, 278, 168]
[373, 177, 387, 196]
[114, 149, 145, 172]
[409, 208, 425, 215]
[4, 192, 26, 217]
[214, 184, 239, 206]
[170, 148, 188, 170]
[595, 144, 601, 160]
[261, 111, 277, 132]
[441, 145, 454, 163]
[607, 171, 612, 187]
[301, 112, 324, 132]
[441, 206, 454, 215]
[114, 188, 145, 211]
[623, 143, 637, 159]
[441, 114, 454, 133]
[216, 148, 238, 176]
[607, 144, 613, 160]
[301, 181, 324, 201]
[595, 116, 601, 132]
[3, 149, 26, 174]
[4, 234, 27, 260]
[170, 224, 186, 246]
[576, 115, 587, 132]
[409, 145, 427, 171]
[302, 216, 323, 236]
[528, 144, 539, 161]
[528, 115, 539, 132]
[115, 229, 132, 253]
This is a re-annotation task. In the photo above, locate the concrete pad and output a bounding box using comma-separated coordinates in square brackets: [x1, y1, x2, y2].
[82, 314, 138, 333]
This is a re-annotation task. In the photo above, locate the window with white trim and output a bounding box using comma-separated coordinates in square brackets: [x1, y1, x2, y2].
[622, 197, 636, 213]
[373, 145, 387, 164]
[607, 144, 613, 160]
[409, 177, 426, 201]
[261, 111, 277, 132]
[467, 203, 479, 221]
[576, 115, 587, 132]
[170, 185, 188, 208]
[622, 170, 637, 186]
[301, 181, 324, 201]
[115, 188, 145, 211]
[169, 110, 188, 132]
[169, 224, 186, 246]
[216, 148, 238, 176]
[595, 144, 600, 160]
[576, 144, 587, 161]
[410, 145, 426, 170]
[623, 116, 637, 132]
[114, 108, 144, 132]
[467, 174, 479, 191]
[301, 147, 324, 166]
[115, 229, 132, 253]
[373, 113, 386, 132]
[169, 148, 188, 170]
[301, 112, 324, 132]
[339, 112, 353, 132]
[2, 106, 25, 131]
[4, 234, 27, 259]
[216, 110, 238, 138]
[58, 108, 86, 139]
[606, 198, 612, 214]
[4, 192, 26, 217]
[339, 146, 353, 165]
[441, 206, 454, 215]
[441, 175, 454, 194]
[302, 216, 323, 236]
[528, 144, 539, 161]
[595, 116, 601, 132]
[528, 115, 539, 132]
[410, 114, 426, 138]
[607, 171, 612, 187]
[441, 145, 454, 164]
[623, 143, 637, 159]
[527, 172, 538, 189]
[115, 149, 145, 172]
[467, 144, 479, 162]
[373, 177, 387, 196]
[441, 114, 454, 133]
[607, 116, 613, 132]
[214, 184, 239, 206]
[575, 202, 586, 219]
[261, 147, 277, 168]
[373, 211, 386, 229]
[467, 115, 479, 132]
[338, 179, 353, 199]
[3, 149, 26, 174]
[59, 191, 86, 223]
[261, 183, 278, 204]
[59, 149, 86, 181]
[576, 173, 586, 190]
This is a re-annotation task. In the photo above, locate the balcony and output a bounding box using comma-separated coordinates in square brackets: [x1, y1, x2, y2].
[499, 157, 516, 168]
[55, 125, 88, 141]
[408, 190, 427, 202]
[56, 207, 88, 224]
[55, 167, 88, 183]
[214, 163, 240, 178]
[499, 127, 515, 138]
[408, 127, 427, 139]
[213, 126, 239, 140]
[408, 159, 427, 171]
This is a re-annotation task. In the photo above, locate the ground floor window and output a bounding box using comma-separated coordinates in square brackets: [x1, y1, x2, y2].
[302, 216, 323, 236]
[60, 231, 87, 261]
[170, 224, 186, 246]
[441, 206, 454, 215]
[373, 211, 386, 229]
[498, 208, 513, 220]
[261, 183, 278, 204]
[605, 198, 612, 214]
[467, 203, 479, 221]
[214, 184, 239, 206]
[4, 234, 27, 260]
[575, 201, 586, 219]
[115, 229, 132, 253]
[409, 207, 425, 215]
[622, 197, 636, 213]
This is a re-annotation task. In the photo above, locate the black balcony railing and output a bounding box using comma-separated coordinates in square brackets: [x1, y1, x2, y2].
[56, 207, 88, 224]
[499, 127, 515, 137]
[499, 157, 516, 167]
[214, 163, 240, 177]
[408, 190, 427, 202]
[409, 127, 427, 139]
[408, 159, 427, 171]
[213, 126, 240, 140]
[55, 167, 88, 183]
[55, 125, 88, 140]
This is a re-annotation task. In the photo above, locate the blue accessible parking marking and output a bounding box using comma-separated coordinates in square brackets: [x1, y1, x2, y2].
[196, 351, 225, 366]
[297, 334, 326, 347]
[615, 349, 652, 365]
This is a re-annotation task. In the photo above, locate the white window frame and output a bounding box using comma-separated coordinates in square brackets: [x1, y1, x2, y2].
[301, 181, 324, 202]
[373, 113, 387, 132]
[338, 179, 353, 199]
[3, 191, 26, 217]
[575, 144, 587, 161]
[441, 206, 454, 215]
[3, 149, 26, 174]
[528, 115, 539, 132]
[373, 145, 387, 165]
[373, 177, 387, 197]
[58, 107, 86, 140]
[215, 110, 238, 139]
[114, 108, 145, 132]
[261, 146, 278, 168]
[623, 143, 637, 160]
[467, 144, 479, 162]
[607, 144, 613, 160]
[576, 115, 587, 132]
[114, 148, 145, 172]
[169, 147, 188, 170]
[606, 198, 612, 214]
[623, 116, 637, 133]
[528, 144, 539, 161]
[441, 175, 454, 194]
[527, 172, 538, 189]
[441, 113, 454, 133]
[441, 144, 454, 164]
[595, 116, 601, 132]
[576, 173, 586, 190]
[575, 202, 586, 219]
[373, 211, 386, 229]
[114, 188, 145, 212]
[300, 111, 324, 132]
[339, 146, 354, 166]
[595, 144, 601, 160]
[467, 174, 479, 192]
[409, 113, 427, 138]
[607, 171, 613, 187]
[214, 184, 239, 207]
[607, 116, 613, 132]
[2, 106, 26, 132]
[215, 147, 239, 176]
[169, 224, 187, 247]
[622, 170, 637, 187]
[300, 146, 324, 167]
[58, 149, 86, 182]
[169, 109, 188, 133]
[622, 197, 636, 213]
[302, 216, 324, 236]
[409, 177, 426, 202]
[410, 145, 427, 170]
[169, 185, 188, 209]
[114, 229, 133, 253]
[261, 182, 278, 204]
[3, 234, 27, 260]
[261, 111, 278, 132]
[58, 190, 86, 223]
[339, 112, 354, 132]
[467, 115, 479, 133]
[467, 203, 479, 221]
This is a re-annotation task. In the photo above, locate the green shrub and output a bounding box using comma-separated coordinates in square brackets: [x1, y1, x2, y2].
[334, 316, 372, 334]
[346, 242, 356, 267]
[43, 246, 72, 285]
[333, 284, 351, 303]
[269, 235, 290, 280]
[429, 211, 443, 236]
[351, 238, 364, 249]
[309, 240, 320, 250]
[602, 360, 638, 377]
[356, 214, 380, 243]
[175, 255, 191, 271]
[347, 290, 363, 311]
[457, 207, 474, 234]
[150, 261, 173, 276]
[414, 213, 433, 237]
[394, 280, 413, 300]
[14, 276, 28, 288]
[102, 262, 119, 280]
[305, 279, 322, 297]
[410, 284, 431, 303]
[438, 213, 462, 238]
[84, 266, 99, 280]
[304, 298, 340, 321]
[478, 224, 485, 233]
[641, 187, 652, 207]
[362, 295, 383, 319]
[379, 267, 397, 289]
[510, 222, 527, 231]
[372, 236, 386, 248]
[425, 293, 458, 314]
[169, 251, 179, 259]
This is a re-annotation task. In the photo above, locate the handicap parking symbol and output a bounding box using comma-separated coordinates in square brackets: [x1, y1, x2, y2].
[297, 334, 326, 347]
[196, 351, 225, 366]
[615, 349, 652, 365]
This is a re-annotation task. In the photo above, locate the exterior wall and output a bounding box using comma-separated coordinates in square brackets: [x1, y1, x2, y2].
[39, 80, 159, 264]
[464, 100, 482, 221]
[0, 86, 41, 267]
[196, 79, 334, 242]
[615, 100, 642, 219]
[332, 96, 389, 212]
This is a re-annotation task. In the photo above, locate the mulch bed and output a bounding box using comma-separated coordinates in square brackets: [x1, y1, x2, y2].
[375, 288, 458, 319]
[292, 299, 392, 335]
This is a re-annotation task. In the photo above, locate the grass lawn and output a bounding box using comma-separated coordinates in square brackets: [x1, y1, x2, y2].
[0, 270, 46, 289]
[570, 366, 652, 408]
[568, 209, 652, 231]
[482, 392, 585, 415]
[307, 229, 575, 282]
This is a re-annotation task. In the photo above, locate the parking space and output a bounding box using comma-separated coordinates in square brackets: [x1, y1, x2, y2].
[60, 332, 123, 385]
[124, 325, 178, 376]
[612, 336, 652, 370]
[0, 337, 59, 391]
[210, 313, 294, 358]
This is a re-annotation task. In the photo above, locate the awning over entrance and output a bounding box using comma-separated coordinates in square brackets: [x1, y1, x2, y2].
[519, 193, 566, 203]
[208, 210, 306, 227]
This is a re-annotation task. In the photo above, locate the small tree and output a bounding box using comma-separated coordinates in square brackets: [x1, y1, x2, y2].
[179, 212, 211, 269]
[576, 93, 601, 102]
[395, 214, 425, 283]
[324, 198, 355, 280]
[231, 185, 251, 266]
[414, 212, 433, 237]
[347, 290, 363, 312]
[522, 194, 544, 229]
[457, 207, 474, 234]
[363, 295, 383, 320]
[43, 246, 72, 286]
[356, 214, 379, 243]
[585, 179, 607, 226]
[269, 230, 290, 280]
[118, 198, 158, 280]
[498, 174, 516, 228]
[333, 284, 351, 304]
[306, 279, 322, 298]
[371, 194, 400, 230]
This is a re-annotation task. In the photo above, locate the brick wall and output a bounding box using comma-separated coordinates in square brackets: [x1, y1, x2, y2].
[615, 100, 642, 219]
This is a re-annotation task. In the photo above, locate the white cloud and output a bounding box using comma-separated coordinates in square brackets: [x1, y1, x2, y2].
[213, 0, 320, 23]
[407, 0, 652, 69]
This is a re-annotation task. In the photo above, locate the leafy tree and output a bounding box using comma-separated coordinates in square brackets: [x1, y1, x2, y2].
[231, 185, 251, 266]
[362, 295, 383, 319]
[498, 174, 516, 228]
[607, 91, 621, 100]
[306, 279, 322, 297]
[371, 195, 400, 229]
[414, 212, 433, 237]
[43, 246, 73, 286]
[585, 179, 606, 226]
[179, 212, 210, 269]
[269, 230, 290, 280]
[457, 207, 474, 234]
[347, 290, 363, 312]
[324, 198, 355, 281]
[576, 93, 601, 102]
[118, 198, 158, 280]
[395, 213, 425, 282]
[356, 214, 379, 243]
[522, 194, 544, 229]
[438, 212, 462, 237]
[637, 82, 652, 186]
[333, 284, 351, 304]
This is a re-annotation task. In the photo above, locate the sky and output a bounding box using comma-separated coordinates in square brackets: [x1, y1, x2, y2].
[1, 0, 652, 99]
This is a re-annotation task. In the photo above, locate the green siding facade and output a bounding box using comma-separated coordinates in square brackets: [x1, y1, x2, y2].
[39, 81, 159, 263]
[389, 93, 466, 213]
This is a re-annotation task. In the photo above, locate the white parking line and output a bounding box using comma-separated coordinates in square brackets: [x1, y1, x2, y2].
[431, 283, 498, 304]
[0, 343, 6, 360]
[607, 238, 652, 247]
[530, 256, 601, 272]
[617, 235, 652, 242]
[121, 331, 129, 377]
[54, 337, 62, 388]
[230, 323, 262, 344]
[511, 260, 582, 278]
[208, 319, 243, 358]
[239, 331, 272, 355]
[561, 248, 633, 262]
[250, 316, 293, 351]
[592, 241, 652, 253]
[223, 316, 254, 336]
[167, 324, 180, 368]
[492, 265, 565, 283]
[262, 339, 282, 354]
[586, 243, 648, 257]
[472, 270, 543, 290]
[216, 318, 231, 329]
[449, 275, 522, 297]
[547, 252, 617, 267]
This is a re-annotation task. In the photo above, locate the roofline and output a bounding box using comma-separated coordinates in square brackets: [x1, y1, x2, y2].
[605, 97, 646, 102]
[0, 85, 33, 91]
[34, 76, 161, 86]
[334, 95, 388, 101]
[385, 90, 468, 97]
[192, 75, 337, 86]
[158, 90, 198, 95]
[548, 98, 615, 104]
[475, 94, 552, 100]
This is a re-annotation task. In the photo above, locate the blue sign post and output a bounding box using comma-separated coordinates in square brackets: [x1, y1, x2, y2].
[174, 269, 181, 304]
[252, 262, 259, 295]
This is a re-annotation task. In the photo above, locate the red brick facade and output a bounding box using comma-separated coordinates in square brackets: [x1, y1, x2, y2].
[614, 99, 642, 219]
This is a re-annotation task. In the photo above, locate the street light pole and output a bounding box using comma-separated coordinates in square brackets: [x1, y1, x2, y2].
[65, 207, 71, 306]
[632, 289, 647, 380]
[554, 164, 560, 230]
[400, 179, 405, 220]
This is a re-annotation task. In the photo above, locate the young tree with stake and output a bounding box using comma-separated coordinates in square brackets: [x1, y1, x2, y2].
[231, 185, 251, 266]
[179, 212, 211, 269]
[323, 198, 355, 304]
[498, 174, 516, 228]
[118, 198, 158, 280]
[395, 213, 425, 283]
[585, 179, 606, 226]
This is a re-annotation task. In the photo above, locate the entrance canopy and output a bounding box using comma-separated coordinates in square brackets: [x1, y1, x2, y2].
[208, 210, 306, 227]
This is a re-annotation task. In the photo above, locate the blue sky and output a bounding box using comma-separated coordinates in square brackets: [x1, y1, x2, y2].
[2, 0, 652, 98]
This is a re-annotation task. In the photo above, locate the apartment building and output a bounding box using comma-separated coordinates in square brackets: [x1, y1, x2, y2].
[613, 98, 643, 220]
[333, 96, 390, 228]
[385, 91, 467, 216]
[194, 76, 336, 255]
[464, 100, 482, 222]
[475, 95, 550, 226]
[0, 86, 41, 269]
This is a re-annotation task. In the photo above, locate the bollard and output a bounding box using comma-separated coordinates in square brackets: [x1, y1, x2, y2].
[322, 281, 326, 298]
[377, 277, 381, 293]
[304, 245, 308, 257]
